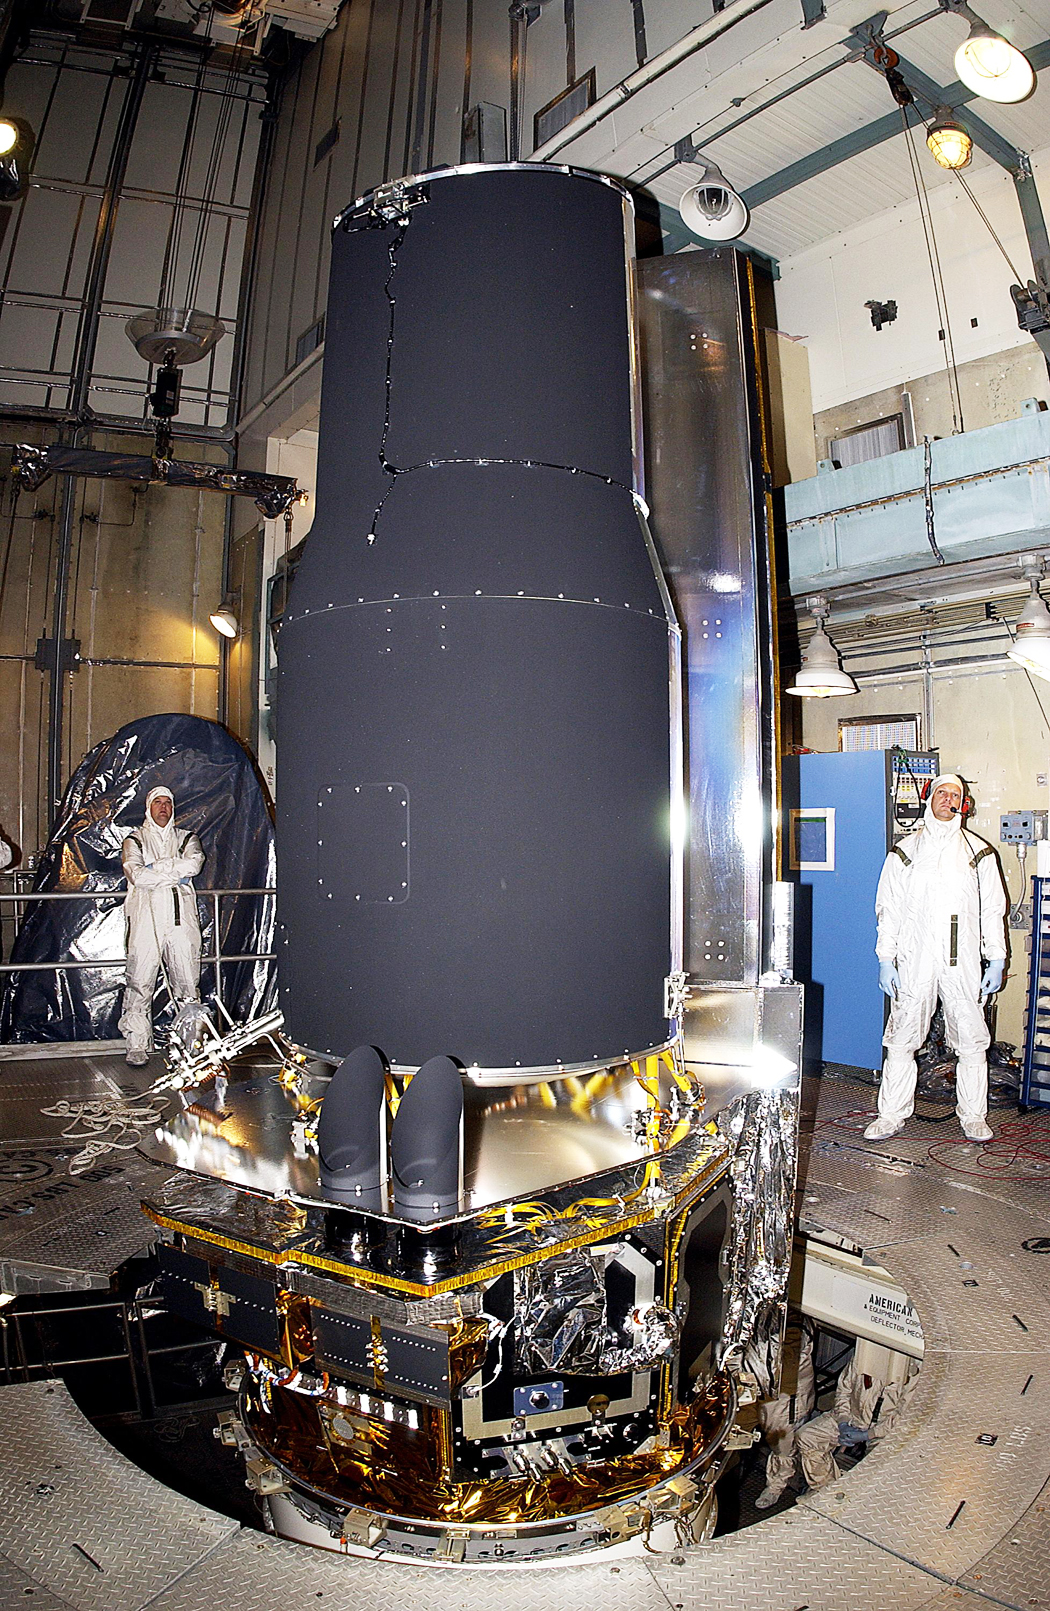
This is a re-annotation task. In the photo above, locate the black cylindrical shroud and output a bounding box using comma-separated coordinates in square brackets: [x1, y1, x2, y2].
[277, 166, 675, 1074]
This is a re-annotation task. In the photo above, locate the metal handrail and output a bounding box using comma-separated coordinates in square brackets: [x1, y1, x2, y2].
[0, 886, 277, 1010]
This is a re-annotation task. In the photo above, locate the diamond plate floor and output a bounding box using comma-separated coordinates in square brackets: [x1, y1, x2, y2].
[0, 1069, 1048, 1609]
[0, 1381, 236, 1610]
[0, 1053, 176, 1292]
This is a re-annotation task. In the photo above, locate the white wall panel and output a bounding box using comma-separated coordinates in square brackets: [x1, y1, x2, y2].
[775, 145, 1050, 413]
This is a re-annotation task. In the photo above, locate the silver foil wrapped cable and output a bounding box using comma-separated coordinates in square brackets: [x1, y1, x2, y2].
[716, 1086, 800, 1400]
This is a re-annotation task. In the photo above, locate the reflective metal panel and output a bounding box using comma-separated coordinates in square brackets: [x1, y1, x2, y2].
[140, 1058, 709, 1218]
[637, 252, 774, 984]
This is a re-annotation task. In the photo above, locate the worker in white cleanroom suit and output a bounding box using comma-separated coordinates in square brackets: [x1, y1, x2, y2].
[754, 1314, 816, 1509]
[865, 773, 1006, 1144]
[794, 1349, 919, 1490]
[119, 786, 204, 1067]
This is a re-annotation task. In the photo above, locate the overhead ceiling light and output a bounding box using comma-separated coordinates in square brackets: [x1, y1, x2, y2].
[953, 13, 1035, 102]
[926, 109, 973, 169]
[0, 119, 18, 157]
[675, 139, 750, 243]
[210, 591, 240, 639]
[1007, 566, 1050, 680]
[787, 596, 858, 698]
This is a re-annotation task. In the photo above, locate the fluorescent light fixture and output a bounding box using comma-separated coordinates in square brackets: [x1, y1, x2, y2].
[1007, 574, 1050, 680]
[954, 16, 1035, 102]
[679, 162, 749, 242]
[926, 110, 972, 169]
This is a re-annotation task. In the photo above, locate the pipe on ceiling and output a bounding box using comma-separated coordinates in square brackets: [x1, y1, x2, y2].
[528, 0, 778, 162]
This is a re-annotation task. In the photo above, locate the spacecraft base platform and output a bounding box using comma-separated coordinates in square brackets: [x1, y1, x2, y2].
[1, 1062, 1049, 1608]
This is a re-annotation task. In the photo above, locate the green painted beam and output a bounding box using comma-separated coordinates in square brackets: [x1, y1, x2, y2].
[738, 36, 1050, 210]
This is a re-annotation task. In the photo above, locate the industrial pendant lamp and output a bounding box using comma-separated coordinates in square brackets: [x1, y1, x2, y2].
[787, 597, 858, 698]
[1007, 567, 1050, 680]
[210, 591, 240, 639]
[952, 8, 1035, 102]
[926, 109, 973, 169]
[675, 139, 750, 242]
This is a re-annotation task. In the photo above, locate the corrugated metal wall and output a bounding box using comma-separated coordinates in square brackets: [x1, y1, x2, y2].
[0, 31, 268, 859]
[240, 0, 710, 416]
[0, 420, 225, 860]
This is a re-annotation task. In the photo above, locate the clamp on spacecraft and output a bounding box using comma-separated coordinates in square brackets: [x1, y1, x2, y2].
[137, 162, 803, 1565]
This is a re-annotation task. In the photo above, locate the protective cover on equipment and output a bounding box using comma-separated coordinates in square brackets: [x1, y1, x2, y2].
[0, 713, 276, 1043]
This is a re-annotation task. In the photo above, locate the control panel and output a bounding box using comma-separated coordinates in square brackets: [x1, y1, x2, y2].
[1000, 810, 1048, 845]
[890, 750, 939, 831]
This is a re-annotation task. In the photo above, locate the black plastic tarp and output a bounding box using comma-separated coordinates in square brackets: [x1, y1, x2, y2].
[1, 713, 276, 1043]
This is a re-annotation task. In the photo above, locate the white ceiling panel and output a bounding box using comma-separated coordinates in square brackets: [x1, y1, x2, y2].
[585, 0, 1050, 263]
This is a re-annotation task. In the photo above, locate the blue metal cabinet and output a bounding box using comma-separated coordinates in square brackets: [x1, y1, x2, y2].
[784, 750, 935, 1072]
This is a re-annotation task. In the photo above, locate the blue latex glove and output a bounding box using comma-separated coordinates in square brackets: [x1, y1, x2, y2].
[981, 959, 1005, 997]
[878, 960, 900, 998]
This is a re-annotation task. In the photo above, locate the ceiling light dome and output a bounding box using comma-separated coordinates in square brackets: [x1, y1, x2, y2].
[679, 163, 750, 242]
[926, 111, 972, 169]
[786, 624, 858, 698]
[1007, 577, 1050, 680]
[955, 20, 1035, 102]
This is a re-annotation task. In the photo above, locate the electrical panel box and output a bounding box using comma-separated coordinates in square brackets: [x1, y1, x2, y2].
[1000, 810, 1048, 845]
[889, 750, 940, 834]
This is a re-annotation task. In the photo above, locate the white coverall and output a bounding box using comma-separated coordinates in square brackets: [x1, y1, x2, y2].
[118, 787, 204, 1056]
[755, 1317, 816, 1505]
[874, 782, 1006, 1127]
[795, 1356, 918, 1490]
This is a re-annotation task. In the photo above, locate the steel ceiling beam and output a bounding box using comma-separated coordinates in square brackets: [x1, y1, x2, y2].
[737, 36, 1050, 210]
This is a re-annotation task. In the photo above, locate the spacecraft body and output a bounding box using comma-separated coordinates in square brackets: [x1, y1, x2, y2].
[142, 165, 800, 1565]
[275, 164, 674, 1078]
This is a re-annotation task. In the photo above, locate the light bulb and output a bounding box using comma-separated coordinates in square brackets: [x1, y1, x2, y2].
[210, 602, 239, 638]
[786, 624, 857, 698]
[926, 116, 972, 169]
[0, 120, 17, 156]
[955, 23, 1035, 102]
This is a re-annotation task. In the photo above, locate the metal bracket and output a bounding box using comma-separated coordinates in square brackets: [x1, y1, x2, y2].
[801, 0, 826, 26]
[244, 1455, 289, 1495]
[346, 179, 430, 230]
[341, 1507, 386, 1547]
[664, 971, 689, 1021]
[34, 636, 81, 676]
[193, 1281, 234, 1318]
[724, 1422, 760, 1450]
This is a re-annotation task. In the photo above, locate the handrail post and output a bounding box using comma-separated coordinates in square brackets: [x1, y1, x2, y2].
[212, 889, 223, 1011]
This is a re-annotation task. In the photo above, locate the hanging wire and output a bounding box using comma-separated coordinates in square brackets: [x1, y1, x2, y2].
[158, 40, 212, 312]
[951, 166, 1028, 284]
[900, 103, 964, 433]
[156, 6, 251, 316]
[183, 20, 252, 314]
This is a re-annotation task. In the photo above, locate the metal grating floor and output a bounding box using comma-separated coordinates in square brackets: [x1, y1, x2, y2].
[0, 1067, 1048, 1608]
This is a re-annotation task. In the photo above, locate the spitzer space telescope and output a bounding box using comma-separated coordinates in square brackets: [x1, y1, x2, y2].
[143, 164, 801, 1565]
